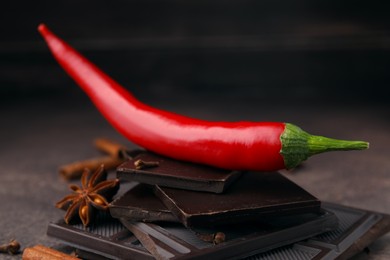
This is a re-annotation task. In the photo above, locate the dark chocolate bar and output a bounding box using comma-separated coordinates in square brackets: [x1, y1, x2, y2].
[155, 171, 321, 227]
[47, 211, 153, 259]
[116, 152, 243, 193]
[48, 207, 338, 259]
[48, 203, 390, 260]
[121, 209, 338, 259]
[252, 202, 390, 259]
[109, 183, 179, 223]
[306, 203, 388, 259]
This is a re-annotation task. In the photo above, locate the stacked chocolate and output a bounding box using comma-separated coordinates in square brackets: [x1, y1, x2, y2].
[105, 151, 336, 258]
[46, 150, 390, 259]
[112, 151, 323, 227]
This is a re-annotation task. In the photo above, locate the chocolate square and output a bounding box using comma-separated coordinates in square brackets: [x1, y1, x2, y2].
[117, 152, 243, 193]
[47, 212, 153, 259]
[48, 209, 338, 260]
[47, 203, 390, 260]
[155, 171, 321, 227]
[109, 184, 178, 223]
[119, 209, 337, 260]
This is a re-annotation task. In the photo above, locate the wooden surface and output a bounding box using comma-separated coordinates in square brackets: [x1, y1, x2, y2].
[0, 96, 389, 259]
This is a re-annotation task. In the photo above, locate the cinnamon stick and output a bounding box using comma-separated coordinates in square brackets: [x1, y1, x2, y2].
[22, 245, 80, 260]
[59, 156, 124, 180]
[94, 138, 128, 159]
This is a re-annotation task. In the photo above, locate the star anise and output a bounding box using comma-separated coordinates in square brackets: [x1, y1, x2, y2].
[56, 164, 120, 226]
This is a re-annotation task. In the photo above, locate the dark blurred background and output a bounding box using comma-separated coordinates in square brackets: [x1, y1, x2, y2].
[1, 0, 389, 106]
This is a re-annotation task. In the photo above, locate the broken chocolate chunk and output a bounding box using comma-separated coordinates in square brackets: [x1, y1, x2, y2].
[155, 171, 321, 227]
[47, 207, 343, 260]
[117, 152, 243, 193]
[109, 184, 178, 223]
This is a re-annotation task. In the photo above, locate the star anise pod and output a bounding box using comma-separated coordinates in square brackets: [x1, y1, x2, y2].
[56, 164, 120, 226]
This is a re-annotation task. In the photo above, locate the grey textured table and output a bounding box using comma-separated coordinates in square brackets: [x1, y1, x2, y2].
[0, 96, 389, 259]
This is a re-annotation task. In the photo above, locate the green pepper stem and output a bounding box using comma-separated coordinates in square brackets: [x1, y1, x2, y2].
[280, 123, 369, 169]
[308, 135, 369, 156]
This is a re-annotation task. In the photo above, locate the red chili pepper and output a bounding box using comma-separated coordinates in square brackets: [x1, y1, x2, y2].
[38, 24, 368, 171]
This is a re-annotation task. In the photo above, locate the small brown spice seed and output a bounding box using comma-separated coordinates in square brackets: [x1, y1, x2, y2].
[94, 197, 104, 205]
[195, 232, 226, 245]
[0, 239, 20, 255]
[213, 232, 226, 244]
[134, 159, 159, 170]
[80, 205, 88, 219]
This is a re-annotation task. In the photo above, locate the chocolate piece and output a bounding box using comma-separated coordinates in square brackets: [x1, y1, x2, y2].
[47, 212, 154, 259]
[307, 202, 390, 259]
[119, 209, 337, 259]
[155, 171, 321, 227]
[47, 207, 338, 259]
[48, 203, 390, 259]
[109, 184, 179, 223]
[121, 221, 186, 260]
[116, 152, 243, 193]
[253, 202, 390, 259]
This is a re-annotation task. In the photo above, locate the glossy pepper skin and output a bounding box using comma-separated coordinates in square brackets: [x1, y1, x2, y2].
[38, 24, 369, 171]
